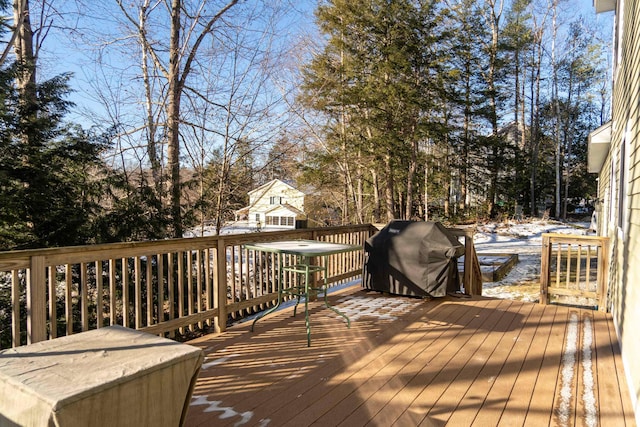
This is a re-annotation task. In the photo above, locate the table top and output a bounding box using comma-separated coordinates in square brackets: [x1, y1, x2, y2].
[243, 239, 361, 257]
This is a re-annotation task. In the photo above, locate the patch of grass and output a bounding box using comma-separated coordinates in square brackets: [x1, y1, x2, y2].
[483, 280, 541, 302]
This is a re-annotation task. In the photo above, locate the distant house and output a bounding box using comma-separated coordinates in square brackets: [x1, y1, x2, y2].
[589, 1, 640, 422]
[236, 179, 307, 229]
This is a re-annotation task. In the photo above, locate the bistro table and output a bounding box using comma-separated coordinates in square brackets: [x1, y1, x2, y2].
[0, 325, 204, 427]
[243, 239, 361, 346]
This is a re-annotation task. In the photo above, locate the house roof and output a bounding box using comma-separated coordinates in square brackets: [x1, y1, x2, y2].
[235, 206, 249, 215]
[264, 203, 306, 217]
[240, 179, 306, 215]
[588, 121, 612, 173]
[248, 179, 300, 196]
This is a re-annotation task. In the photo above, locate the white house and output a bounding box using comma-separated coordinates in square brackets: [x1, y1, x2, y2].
[237, 179, 307, 229]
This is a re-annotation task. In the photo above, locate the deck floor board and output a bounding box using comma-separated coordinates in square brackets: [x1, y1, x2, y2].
[185, 285, 636, 427]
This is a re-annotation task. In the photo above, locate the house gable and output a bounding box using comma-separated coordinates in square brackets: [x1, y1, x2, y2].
[243, 179, 306, 228]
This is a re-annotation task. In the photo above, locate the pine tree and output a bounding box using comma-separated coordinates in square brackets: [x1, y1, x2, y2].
[0, 1, 111, 249]
[0, 68, 111, 249]
[300, 0, 450, 222]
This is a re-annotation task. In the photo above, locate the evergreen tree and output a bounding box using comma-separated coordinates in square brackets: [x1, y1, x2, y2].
[447, 0, 489, 217]
[501, 0, 533, 210]
[300, 0, 449, 222]
[0, 69, 110, 249]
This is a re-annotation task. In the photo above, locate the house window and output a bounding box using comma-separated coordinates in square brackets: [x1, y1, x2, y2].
[619, 123, 630, 233]
[264, 216, 294, 226]
[269, 196, 282, 205]
[255, 214, 260, 222]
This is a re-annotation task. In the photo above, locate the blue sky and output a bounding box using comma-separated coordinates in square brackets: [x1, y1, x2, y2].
[34, 0, 613, 129]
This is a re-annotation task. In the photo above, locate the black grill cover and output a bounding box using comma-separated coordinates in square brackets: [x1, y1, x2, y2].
[363, 220, 464, 297]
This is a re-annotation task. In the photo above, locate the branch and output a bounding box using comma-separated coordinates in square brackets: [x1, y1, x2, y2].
[116, 0, 169, 78]
[179, 0, 239, 90]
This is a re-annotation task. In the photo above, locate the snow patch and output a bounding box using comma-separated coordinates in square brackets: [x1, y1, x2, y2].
[582, 316, 597, 427]
[558, 312, 579, 425]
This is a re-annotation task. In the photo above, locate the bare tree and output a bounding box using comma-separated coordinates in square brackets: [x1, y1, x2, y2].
[63, 0, 310, 237]
[181, 4, 298, 234]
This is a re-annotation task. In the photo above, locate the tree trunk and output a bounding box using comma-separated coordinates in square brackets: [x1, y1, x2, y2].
[167, 0, 182, 237]
[406, 138, 417, 220]
[424, 158, 429, 221]
[484, 0, 503, 218]
[551, 0, 561, 219]
[13, 0, 36, 121]
[356, 156, 364, 224]
[384, 154, 395, 221]
[139, 1, 162, 195]
[371, 168, 381, 223]
[530, 27, 543, 217]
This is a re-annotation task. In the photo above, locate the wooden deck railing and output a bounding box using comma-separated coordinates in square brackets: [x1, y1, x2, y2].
[448, 228, 483, 295]
[539, 233, 610, 311]
[0, 224, 480, 349]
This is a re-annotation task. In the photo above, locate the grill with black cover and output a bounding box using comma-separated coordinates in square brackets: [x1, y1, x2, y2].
[363, 220, 464, 297]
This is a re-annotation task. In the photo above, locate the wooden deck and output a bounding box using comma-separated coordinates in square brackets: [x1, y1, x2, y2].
[185, 285, 635, 427]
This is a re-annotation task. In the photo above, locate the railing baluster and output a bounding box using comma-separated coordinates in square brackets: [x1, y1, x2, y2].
[48, 266, 56, 339]
[81, 262, 88, 331]
[555, 243, 561, 287]
[229, 246, 237, 319]
[586, 245, 592, 293]
[65, 264, 73, 336]
[244, 246, 252, 307]
[576, 245, 582, 291]
[187, 251, 194, 330]
[95, 260, 103, 328]
[109, 259, 116, 326]
[168, 253, 175, 337]
[598, 240, 610, 312]
[204, 249, 211, 328]
[215, 238, 227, 334]
[135, 256, 142, 329]
[157, 253, 164, 327]
[565, 244, 572, 289]
[11, 270, 20, 347]
[540, 235, 551, 305]
[146, 256, 153, 327]
[121, 258, 129, 328]
[178, 251, 185, 335]
[270, 253, 276, 295]
[196, 250, 202, 329]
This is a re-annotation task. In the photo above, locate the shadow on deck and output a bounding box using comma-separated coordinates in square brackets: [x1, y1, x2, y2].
[185, 284, 635, 427]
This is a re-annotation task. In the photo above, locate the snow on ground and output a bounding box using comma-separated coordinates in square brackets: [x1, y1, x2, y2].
[473, 219, 591, 302]
[183, 221, 293, 237]
[186, 218, 591, 303]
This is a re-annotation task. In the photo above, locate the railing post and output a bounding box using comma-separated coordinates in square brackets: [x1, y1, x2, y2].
[27, 256, 47, 344]
[598, 237, 610, 312]
[539, 235, 551, 305]
[215, 238, 227, 333]
[463, 230, 483, 296]
[309, 230, 320, 300]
